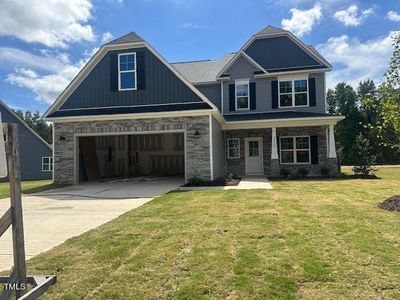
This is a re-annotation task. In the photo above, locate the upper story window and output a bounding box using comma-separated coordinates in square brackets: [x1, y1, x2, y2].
[235, 79, 250, 110]
[118, 52, 137, 91]
[279, 78, 308, 108]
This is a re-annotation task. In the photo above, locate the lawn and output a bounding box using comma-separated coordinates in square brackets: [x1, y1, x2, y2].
[0, 180, 62, 199]
[17, 167, 400, 299]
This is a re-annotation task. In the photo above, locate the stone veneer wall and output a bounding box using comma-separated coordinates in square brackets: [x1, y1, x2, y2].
[225, 126, 338, 177]
[53, 116, 211, 184]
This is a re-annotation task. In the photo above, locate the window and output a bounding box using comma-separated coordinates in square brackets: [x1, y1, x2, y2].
[248, 141, 259, 157]
[42, 157, 53, 172]
[118, 52, 136, 91]
[235, 80, 250, 110]
[227, 138, 240, 159]
[279, 79, 308, 107]
[280, 136, 310, 164]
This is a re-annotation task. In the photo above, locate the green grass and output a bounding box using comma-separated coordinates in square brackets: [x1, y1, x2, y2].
[0, 180, 62, 199]
[16, 167, 400, 299]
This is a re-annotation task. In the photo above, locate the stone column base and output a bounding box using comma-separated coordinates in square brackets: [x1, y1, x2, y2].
[327, 157, 339, 175]
[271, 159, 280, 177]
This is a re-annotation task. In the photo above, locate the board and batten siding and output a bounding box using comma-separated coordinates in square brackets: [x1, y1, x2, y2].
[59, 47, 203, 110]
[211, 117, 225, 179]
[222, 55, 326, 114]
[196, 83, 221, 110]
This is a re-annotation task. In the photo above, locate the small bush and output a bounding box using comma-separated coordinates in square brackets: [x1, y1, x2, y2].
[296, 168, 309, 178]
[188, 176, 203, 186]
[319, 165, 331, 177]
[224, 171, 234, 182]
[280, 168, 291, 178]
[352, 133, 377, 175]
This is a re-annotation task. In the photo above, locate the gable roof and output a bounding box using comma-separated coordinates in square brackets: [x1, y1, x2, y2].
[0, 99, 52, 149]
[172, 54, 235, 84]
[105, 32, 144, 45]
[255, 25, 288, 36]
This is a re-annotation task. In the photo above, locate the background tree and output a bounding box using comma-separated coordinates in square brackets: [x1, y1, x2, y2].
[14, 110, 52, 144]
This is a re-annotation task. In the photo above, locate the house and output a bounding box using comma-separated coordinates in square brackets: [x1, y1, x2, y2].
[0, 100, 53, 181]
[43, 25, 344, 185]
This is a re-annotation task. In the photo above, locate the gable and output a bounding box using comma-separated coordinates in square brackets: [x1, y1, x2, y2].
[59, 47, 204, 111]
[225, 55, 259, 79]
[245, 36, 325, 72]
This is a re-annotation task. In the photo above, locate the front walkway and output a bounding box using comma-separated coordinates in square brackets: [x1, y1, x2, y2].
[0, 177, 184, 271]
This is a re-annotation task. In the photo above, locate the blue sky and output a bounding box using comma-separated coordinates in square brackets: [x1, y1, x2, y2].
[0, 0, 399, 113]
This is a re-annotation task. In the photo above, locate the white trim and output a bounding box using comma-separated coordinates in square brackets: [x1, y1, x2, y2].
[52, 125, 55, 181]
[235, 79, 250, 111]
[227, 138, 240, 159]
[43, 41, 221, 119]
[278, 77, 309, 108]
[0, 99, 52, 150]
[254, 68, 330, 78]
[42, 157, 53, 172]
[328, 124, 337, 158]
[244, 137, 264, 175]
[217, 52, 267, 78]
[279, 136, 311, 165]
[118, 52, 137, 91]
[271, 127, 278, 159]
[209, 115, 214, 180]
[220, 81, 224, 114]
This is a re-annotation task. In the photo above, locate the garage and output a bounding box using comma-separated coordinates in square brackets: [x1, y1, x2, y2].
[77, 132, 185, 183]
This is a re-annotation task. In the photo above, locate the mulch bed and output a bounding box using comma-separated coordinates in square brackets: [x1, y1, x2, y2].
[183, 179, 240, 187]
[378, 195, 400, 212]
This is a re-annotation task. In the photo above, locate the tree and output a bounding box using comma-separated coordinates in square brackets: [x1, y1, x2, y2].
[14, 110, 52, 144]
[352, 133, 377, 175]
[358, 79, 378, 124]
[327, 83, 364, 164]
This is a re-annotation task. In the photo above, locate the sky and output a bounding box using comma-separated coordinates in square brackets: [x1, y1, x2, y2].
[0, 0, 399, 113]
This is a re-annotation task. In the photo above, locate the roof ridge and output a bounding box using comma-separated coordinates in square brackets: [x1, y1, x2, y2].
[172, 59, 212, 64]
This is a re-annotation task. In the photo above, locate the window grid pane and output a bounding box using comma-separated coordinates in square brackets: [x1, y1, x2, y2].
[279, 81, 292, 93]
[294, 80, 307, 92]
[228, 139, 240, 158]
[237, 96, 249, 109]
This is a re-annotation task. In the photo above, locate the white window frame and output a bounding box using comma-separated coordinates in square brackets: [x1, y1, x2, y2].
[279, 136, 311, 165]
[227, 138, 240, 159]
[42, 157, 53, 172]
[278, 77, 309, 108]
[235, 79, 250, 111]
[118, 52, 137, 91]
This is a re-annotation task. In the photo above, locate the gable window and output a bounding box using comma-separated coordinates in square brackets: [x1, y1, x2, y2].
[280, 136, 310, 164]
[118, 52, 137, 91]
[235, 80, 250, 110]
[279, 79, 308, 107]
[42, 157, 53, 172]
[227, 138, 240, 159]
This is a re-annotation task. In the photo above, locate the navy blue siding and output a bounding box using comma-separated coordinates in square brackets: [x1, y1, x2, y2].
[0, 106, 52, 181]
[60, 47, 203, 110]
[245, 36, 323, 71]
[195, 84, 221, 110]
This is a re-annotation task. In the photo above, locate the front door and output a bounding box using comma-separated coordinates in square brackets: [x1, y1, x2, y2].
[245, 137, 264, 175]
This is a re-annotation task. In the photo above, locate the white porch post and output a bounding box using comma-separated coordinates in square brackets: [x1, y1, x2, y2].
[328, 124, 337, 158]
[271, 127, 279, 159]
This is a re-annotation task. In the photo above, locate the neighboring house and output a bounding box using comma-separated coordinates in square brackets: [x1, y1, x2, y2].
[0, 100, 53, 181]
[44, 25, 344, 185]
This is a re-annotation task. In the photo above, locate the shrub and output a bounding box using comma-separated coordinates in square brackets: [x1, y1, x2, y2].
[280, 168, 291, 178]
[319, 165, 331, 177]
[352, 133, 377, 175]
[296, 167, 309, 178]
[224, 171, 234, 182]
[188, 176, 202, 186]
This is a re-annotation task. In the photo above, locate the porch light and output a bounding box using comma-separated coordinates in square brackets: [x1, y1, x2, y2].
[59, 136, 66, 141]
[194, 129, 200, 136]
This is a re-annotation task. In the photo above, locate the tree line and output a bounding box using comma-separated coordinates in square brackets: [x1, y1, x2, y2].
[14, 110, 52, 144]
[327, 31, 400, 166]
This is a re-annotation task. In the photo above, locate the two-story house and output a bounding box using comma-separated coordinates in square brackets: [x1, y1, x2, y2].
[44, 25, 344, 185]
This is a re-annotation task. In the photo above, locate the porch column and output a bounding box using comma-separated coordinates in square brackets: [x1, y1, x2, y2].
[328, 124, 337, 158]
[271, 127, 279, 159]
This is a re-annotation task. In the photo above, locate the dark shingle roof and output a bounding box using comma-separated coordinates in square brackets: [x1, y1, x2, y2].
[105, 32, 144, 45]
[172, 54, 235, 84]
[47, 102, 212, 118]
[224, 111, 332, 122]
[255, 25, 288, 36]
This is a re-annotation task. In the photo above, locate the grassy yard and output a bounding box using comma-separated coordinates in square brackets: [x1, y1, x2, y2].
[17, 167, 400, 299]
[0, 180, 62, 199]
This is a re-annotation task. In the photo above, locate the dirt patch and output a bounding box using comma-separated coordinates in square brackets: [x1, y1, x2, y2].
[378, 195, 400, 212]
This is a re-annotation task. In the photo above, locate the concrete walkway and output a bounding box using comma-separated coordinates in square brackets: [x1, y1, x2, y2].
[0, 177, 183, 271]
[179, 176, 272, 191]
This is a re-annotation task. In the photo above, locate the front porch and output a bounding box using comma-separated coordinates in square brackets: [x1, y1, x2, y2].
[224, 124, 339, 177]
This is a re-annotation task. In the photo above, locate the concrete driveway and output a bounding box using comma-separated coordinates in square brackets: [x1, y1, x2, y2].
[0, 176, 183, 271]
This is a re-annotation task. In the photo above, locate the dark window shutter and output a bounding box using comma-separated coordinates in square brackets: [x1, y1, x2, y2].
[271, 80, 278, 109]
[110, 52, 118, 92]
[229, 84, 235, 111]
[277, 136, 280, 159]
[136, 51, 146, 90]
[309, 78, 316, 107]
[250, 82, 256, 110]
[310, 135, 319, 164]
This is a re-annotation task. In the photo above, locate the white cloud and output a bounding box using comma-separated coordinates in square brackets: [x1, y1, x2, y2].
[101, 32, 114, 43]
[317, 32, 394, 88]
[333, 5, 374, 26]
[0, 0, 95, 48]
[5, 50, 94, 104]
[387, 11, 400, 22]
[281, 3, 322, 37]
